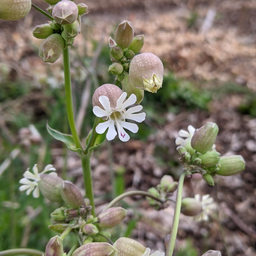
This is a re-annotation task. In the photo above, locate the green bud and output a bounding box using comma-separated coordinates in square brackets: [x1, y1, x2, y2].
[93, 231, 111, 242]
[160, 175, 178, 193]
[181, 151, 191, 163]
[63, 20, 80, 37]
[49, 223, 70, 233]
[73, 242, 115, 256]
[183, 138, 196, 156]
[0, 0, 31, 21]
[129, 53, 164, 93]
[216, 155, 245, 176]
[77, 3, 88, 16]
[128, 35, 144, 54]
[124, 49, 135, 59]
[114, 20, 134, 49]
[43, 0, 61, 4]
[192, 158, 202, 166]
[82, 224, 98, 235]
[45, 236, 63, 256]
[50, 21, 61, 31]
[51, 207, 66, 222]
[98, 207, 127, 228]
[108, 63, 124, 76]
[121, 75, 144, 104]
[52, 0, 78, 25]
[64, 208, 79, 221]
[198, 151, 220, 167]
[110, 46, 124, 61]
[82, 237, 93, 245]
[203, 174, 215, 186]
[113, 237, 146, 256]
[33, 24, 54, 39]
[177, 146, 187, 155]
[38, 174, 63, 202]
[191, 122, 219, 154]
[60, 180, 85, 208]
[181, 198, 202, 216]
[202, 250, 222, 256]
[39, 34, 64, 63]
[61, 30, 75, 46]
[147, 187, 160, 206]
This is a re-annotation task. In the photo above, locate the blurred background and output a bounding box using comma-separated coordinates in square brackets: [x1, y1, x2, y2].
[0, 0, 256, 255]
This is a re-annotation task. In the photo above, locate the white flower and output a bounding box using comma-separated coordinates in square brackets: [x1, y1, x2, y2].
[19, 164, 56, 198]
[143, 248, 165, 256]
[93, 92, 146, 142]
[175, 125, 196, 147]
[194, 194, 216, 221]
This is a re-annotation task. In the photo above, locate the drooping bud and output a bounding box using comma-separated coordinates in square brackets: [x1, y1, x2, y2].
[0, 0, 31, 21]
[77, 3, 88, 16]
[39, 34, 64, 63]
[33, 24, 54, 39]
[45, 236, 63, 256]
[203, 174, 215, 186]
[122, 75, 144, 104]
[60, 180, 85, 208]
[52, 0, 78, 25]
[50, 207, 66, 222]
[113, 237, 146, 256]
[128, 35, 144, 54]
[159, 175, 178, 193]
[72, 242, 115, 256]
[92, 84, 123, 109]
[181, 198, 202, 216]
[82, 223, 99, 235]
[108, 63, 124, 76]
[43, 0, 61, 4]
[202, 250, 222, 256]
[114, 20, 134, 49]
[216, 155, 245, 176]
[198, 151, 220, 167]
[98, 207, 127, 228]
[129, 53, 164, 93]
[38, 174, 63, 202]
[191, 122, 219, 154]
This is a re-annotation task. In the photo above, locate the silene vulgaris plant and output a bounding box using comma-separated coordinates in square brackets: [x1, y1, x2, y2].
[0, 1, 246, 256]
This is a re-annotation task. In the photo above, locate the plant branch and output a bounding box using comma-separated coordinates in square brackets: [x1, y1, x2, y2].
[0, 249, 44, 256]
[32, 3, 54, 20]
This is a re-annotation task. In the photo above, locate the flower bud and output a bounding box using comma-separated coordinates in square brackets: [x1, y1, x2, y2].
[60, 180, 85, 208]
[181, 151, 191, 163]
[216, 155, 245, 176]
[147, 187, 160, 206]
[43, 0, 61, 4]
[202, 250, 222, 256]
[77, 3, 88, 16]
[129, 53, 164, 93]
[124, 49, 135, 59]
[52, 0, 78, 25]
[49, 223, 70, 233]
[98, 207, 127, 228]
[108, 63, 124, 76]
[33, 24, 54, 39]
[82, 224, 98, 235]
[61, 30, 75, 46]
[93, 231, 111, 242]
[182, 138, 196, 156]
[181, 198, 202, 216]
[64, 208, 79, 221]
[177, 146, 187, 155]
[92, 84, 123, 109]
[191, 122, 219, 154]
[45, 236, 63, 256]
[192, 157, 202, 166]
[160, 175, 178, 193]
[110, 45, 124, 61]
[38, 174, 63, 202]
[198, 151, 220, 167]
[122, 75, 144, 104]
[39, 34, 64, 63]
[72, 242, 115, 256]
[114, 20, 134, 49]
[63, 21, 80, 38]
[0, 0, 31, 21]
[113, 237, 146, 256]
[203, 174, 215, 186]
[51, 207, 66, 222]
[50, 21, 61, 31]
[128, 35, 144, 54]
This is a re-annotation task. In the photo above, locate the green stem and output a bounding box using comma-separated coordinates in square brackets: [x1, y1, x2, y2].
[63, 48, 81, 149]
[104, 190, 165, 211]
[0, 249, 43, 256]
[67, 243, 78, 256]
[81, 155, 95, 216]
[31, 3, 54, 20]
[60, 225, 74, 240]
[167, 172, 186, 256]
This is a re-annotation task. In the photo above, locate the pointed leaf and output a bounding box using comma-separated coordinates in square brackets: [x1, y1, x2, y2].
[85, 129, 106, 153]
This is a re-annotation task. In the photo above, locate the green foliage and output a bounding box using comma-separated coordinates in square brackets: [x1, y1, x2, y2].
[176, 240, 198, 256]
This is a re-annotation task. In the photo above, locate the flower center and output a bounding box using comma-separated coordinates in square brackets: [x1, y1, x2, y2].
[110, 111, 122, 121]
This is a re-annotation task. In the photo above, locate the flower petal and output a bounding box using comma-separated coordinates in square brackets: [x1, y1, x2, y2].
[19, 185, 31, 191]
[125, 105, 143, 115]
[96, 120, 111, 134]
[175, 137, 184, 146]
[120, 121, 138, 133]
[93, 106, 109, 118]
[116, 92, 127, 109]
[116, 122, 130, 142]
[188, 125, 196, 135]
[42, 164, 56, 174]
[99, 96, 111, 112]
[23, 170, 37, 180]
[32, 164, 39, 176]
[106, 121, 117, 141]
[33, 186, 40, 198]
[142, 248, 151, 256]
[19, 178, 31, 184]
[124, 112, 146, 123]
[178, 129, 189, 138]
[121, 94, 136, 109]
[26, 186, 35, 195]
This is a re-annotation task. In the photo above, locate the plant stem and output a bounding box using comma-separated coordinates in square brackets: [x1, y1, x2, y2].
[31, 3, 54, 20]
[104, 190, 165, 211]
[0, 249, 43, 256]
[60, 225, 74, 240]
[81, 154, 95, 216]
[167, 172, 186, 256]
[63, 48, 81, 149]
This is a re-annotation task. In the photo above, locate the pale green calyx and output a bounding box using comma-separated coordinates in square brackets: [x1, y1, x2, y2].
[33, 24, 54, 39]
[72, 242, 115, 256]
[114, 20, 134, 49]
[181, 198, 202, 216]
[128, 35, 144, 54]
[45, 236, 63, 256]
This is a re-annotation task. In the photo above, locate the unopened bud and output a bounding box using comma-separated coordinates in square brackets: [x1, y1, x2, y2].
[129, 53, 164, 93]
[98, 207, 127, 228]
[43, 0, 61, 4]
[38, 174, 63, 202]
[181, 151, 191, 163]
[147, 187, 160, 206]
[51, 207, 66, 222]
[128, 35, 144, 54]
[77, 3, 88, 16]
[198, 151, 220, 167]
[113, 237, 146, 256]
[49, 223, 70, 233]
[160, 175, 178, 193]
[39, 34, 64, 63]
[33, 24, 54, 39]
[52, 0, 78, 25]
[192, 158, 202, 166]
[124, 49, 135, 59]
[216, 155, 245, 176]
[109, 63, 124, 76]
[181, 198, 202, 216]
[82, 224, 98, 235]
[191, 123, 218, 154]
[0, 0, 31, 21]
[202, 250, 222, 256]
[203, 174, 215, 186]
[64, 208, 79, 221]
[110, 45, 124, 61]
[61, 30, 75, 46]
[61, 180, 85, 208]
[177, 146, 187, 155]
[114, 20, 134, 49]
[50, 21, 61, 31]
[45, 236, 63, 256]
[72, 242, 115, 256]
[63, 20, 80, 37]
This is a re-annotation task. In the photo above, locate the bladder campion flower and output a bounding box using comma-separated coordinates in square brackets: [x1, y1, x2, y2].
[175, 125, 196, 147]
[143, 248, 165, 256]
[92, 84, 146, 142]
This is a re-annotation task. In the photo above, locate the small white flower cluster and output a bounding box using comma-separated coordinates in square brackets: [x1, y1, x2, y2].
[175, 125, 195, 147]
[143, 248, 165, 256]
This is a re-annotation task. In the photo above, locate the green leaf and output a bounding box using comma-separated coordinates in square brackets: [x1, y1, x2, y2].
[47, 123, 82, 153]
[85, 129, 106, 153]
